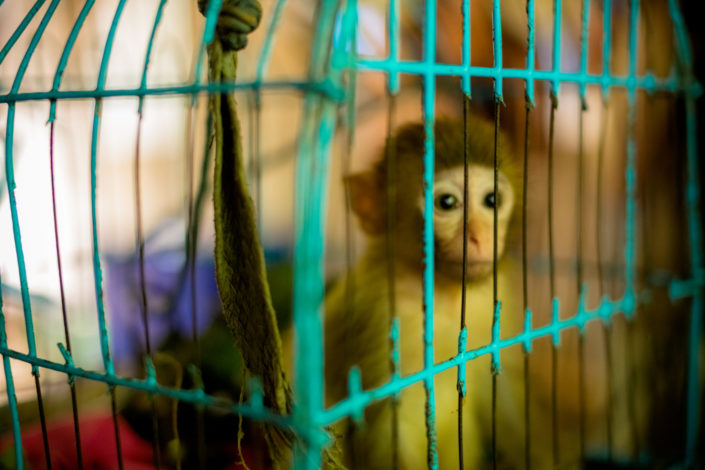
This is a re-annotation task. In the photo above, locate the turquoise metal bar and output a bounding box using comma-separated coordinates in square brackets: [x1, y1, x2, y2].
[601, 0, 612, 98]
[579, 0, 590, 105]
[255, 0, 288, 86]
[3, 80, 345, 104]
[0, 344, 298, 430]
[90, 0, 128, 378]
[492, 0, 503, 101]
[490, 302, 502, 373]
[551, 298, 560, 346]
[3, 3, 69, 467]
[522, 308, 533, 352]
[193, 0, 222, 95]
[526, 0, 535, 105]
[0, 285, 655, 439]
[421, 0, 439, 467]
[391, 316, 401, 379]
[48, 0, 96, 123]
[323, 285, 640, 424]
[388, 0, 400, 94]
[0, 0, 46, 65]
[4, 0, 61, 374]
[292, 0, 341, 467]
[623, 0, 640, 319]
[0, 274, 24, 470]
[348, 366, 363, 424]
[456, 327, 468, 396]
[551, 0, 561, 98]
[461, 0, 470, 96]
[137, 0, 168, 113]
[355, 59, 679, 92]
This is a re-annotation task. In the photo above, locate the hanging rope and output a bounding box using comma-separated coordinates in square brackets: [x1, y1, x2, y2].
[197, 1, 293, 466]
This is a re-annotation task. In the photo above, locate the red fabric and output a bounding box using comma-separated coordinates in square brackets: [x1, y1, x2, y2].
[0, 414, 266, 469]
[0, 414, 153, 470]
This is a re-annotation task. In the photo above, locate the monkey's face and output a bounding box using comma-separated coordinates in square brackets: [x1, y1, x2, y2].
[424, 165, 515, 280]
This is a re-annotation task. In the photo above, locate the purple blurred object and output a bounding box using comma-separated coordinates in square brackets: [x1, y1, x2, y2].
[105, 220, 220, 362]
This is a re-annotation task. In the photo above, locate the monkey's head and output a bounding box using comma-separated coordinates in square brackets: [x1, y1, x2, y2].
[348, 117, 519, 281]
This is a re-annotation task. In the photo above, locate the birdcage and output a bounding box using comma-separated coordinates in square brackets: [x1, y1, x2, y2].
[0, 0, 702, 469]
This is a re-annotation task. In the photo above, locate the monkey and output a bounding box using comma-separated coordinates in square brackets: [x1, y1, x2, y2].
[304, 117, 530, 470]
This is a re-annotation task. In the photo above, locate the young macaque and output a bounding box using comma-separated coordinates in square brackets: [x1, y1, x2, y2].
[318, 117, 527, 469]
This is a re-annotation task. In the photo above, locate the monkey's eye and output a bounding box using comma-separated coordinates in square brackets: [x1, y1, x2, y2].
[483, 192, 502, 208]
[435, 193, 458, 211]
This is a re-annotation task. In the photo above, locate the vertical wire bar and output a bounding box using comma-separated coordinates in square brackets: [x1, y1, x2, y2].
[547, 101, 558, 469]
[623, 0, 640, 462]
[48, 0, 97, 122]
[597, 1, 613, 461]
[525, 0, 536, 105]
[194, 0, 223, 96]
[522, 105, 532, 470]
[457, 0, 472, 462]
[385, 92, 400, 470]
[0, 0, 46, 65]
[292, 1, 340, 467]
[179, 101, 207, 469]
[49, 122, 84, 470]
[490, 2, 504, 468]
[492, 0, 503, 100]
[624, 3, 638, 305]
[491, 100, 501, 470]
[189, 0, 222, 363]
[548, 0, 561, 467]
[90, 2, 130, 468]
[184, 89, 206, 470]
[0, 275, 23, 470]
[457, 94, 470, 470]
[255, 0, 288, 84]
[251, 0, 290, 244]
[577, 0, 590, 464]
[577, 107, 587, 465]
[341, 31, 359, 468]
[523, 2, 535, 468]
[595, 100, 613, 463]
[624, 315, 639, 461]
[421, 0, 438, 467]
[135, 2, 169, 467]
[4, 2, 63, 468]
[45, 3, 96, 467]
[388, 0, 400, 95]
[460, 0, 471, 97]
[548, 1, 561, 466]
[185, 100, 199, 361]
[190, 110, 214, 469]
[254, 96, 263, 237]
[386, 2, 400, 466]
[188, 4, 224, 466]
[326, 1, 362, 461]
[252, 5, 288, 461]
[251, 0, 288, 242]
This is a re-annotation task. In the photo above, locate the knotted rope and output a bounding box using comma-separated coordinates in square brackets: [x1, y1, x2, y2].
[197, 1, 293, 466]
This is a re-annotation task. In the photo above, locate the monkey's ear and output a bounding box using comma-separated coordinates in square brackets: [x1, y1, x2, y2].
[345, 171, 387, 235]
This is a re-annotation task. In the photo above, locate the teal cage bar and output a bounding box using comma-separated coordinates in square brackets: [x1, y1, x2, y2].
[0, 0, 702, 469]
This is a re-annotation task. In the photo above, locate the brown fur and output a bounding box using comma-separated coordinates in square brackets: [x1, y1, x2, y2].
[306, 118, 535, 469]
